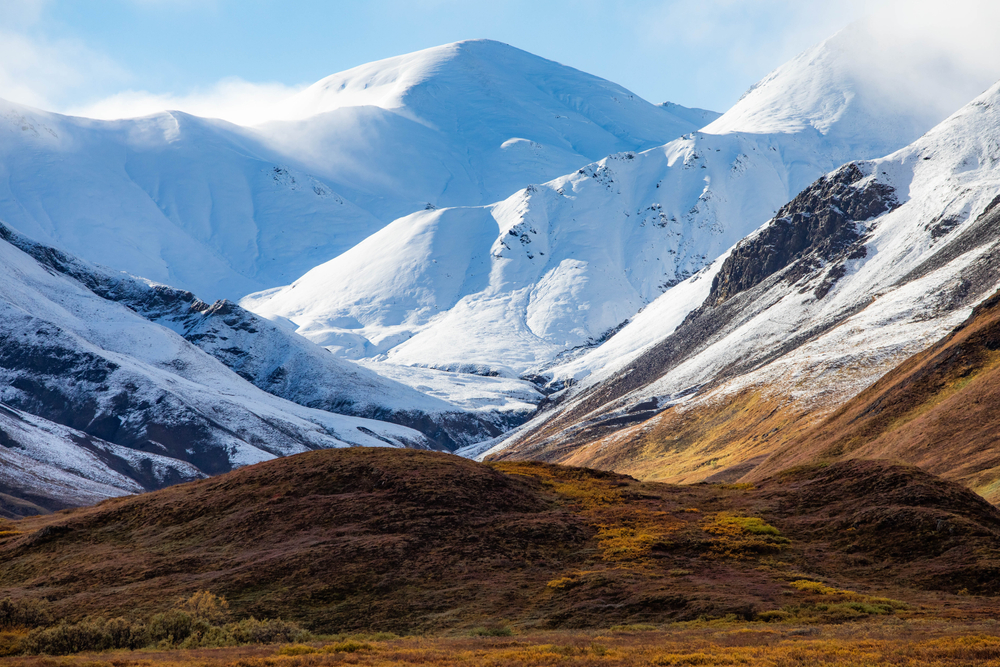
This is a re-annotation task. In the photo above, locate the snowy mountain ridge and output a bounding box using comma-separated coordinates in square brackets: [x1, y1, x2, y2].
[245, 24, 992, 391]
[479, 79, 1000, 484]
[0, 40, 712, 303]
[0, 217, 449, 511]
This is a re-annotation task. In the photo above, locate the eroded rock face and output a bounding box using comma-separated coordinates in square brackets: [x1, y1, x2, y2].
[708, 163, 899, 305]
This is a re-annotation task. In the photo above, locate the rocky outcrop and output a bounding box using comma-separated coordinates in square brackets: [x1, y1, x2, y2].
[708, 163, 898, 305]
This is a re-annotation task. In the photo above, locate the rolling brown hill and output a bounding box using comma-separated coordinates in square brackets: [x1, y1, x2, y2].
[0, 448, 998, 634]
[747, 288, 1000, 502]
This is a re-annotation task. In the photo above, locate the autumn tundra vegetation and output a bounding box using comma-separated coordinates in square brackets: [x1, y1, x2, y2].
[0, 448, 997, 665]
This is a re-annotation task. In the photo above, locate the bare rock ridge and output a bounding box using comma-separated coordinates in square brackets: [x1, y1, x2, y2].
[489, 162, 906, 453]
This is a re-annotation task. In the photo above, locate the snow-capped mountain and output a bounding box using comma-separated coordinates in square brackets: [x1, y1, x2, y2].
[0, 219, 444, 508]
[0, 224, 539, 451]
[0, 40, 709, 302]
[256, 39, 719, 222]
[245, 23, 990, 384]
[480, 78, 1000, 489]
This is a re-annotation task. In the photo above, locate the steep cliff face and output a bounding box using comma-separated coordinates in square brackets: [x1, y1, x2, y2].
[707, 163, 899, 305]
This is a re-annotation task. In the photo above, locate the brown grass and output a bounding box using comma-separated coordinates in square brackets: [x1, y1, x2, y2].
[552, 387, 826, 486]
[1, 451, 999, 638]
[2, 621, 1000, 667]
[748, 288, 1000, 502]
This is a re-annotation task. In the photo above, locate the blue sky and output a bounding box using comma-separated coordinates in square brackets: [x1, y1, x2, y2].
[0, 0, 876, 116]
[0, 0, 994, 124]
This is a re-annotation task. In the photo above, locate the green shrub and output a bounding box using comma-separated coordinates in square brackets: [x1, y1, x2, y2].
[469, 625, 514, 637]
[0, 598, 51, 630]
[227, 617, 309, 645]
[24, 617, 148, 655]
[148, 609, 197, 644]
[323, 641, 372, 653]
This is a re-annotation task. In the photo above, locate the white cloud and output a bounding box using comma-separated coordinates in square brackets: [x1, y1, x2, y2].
[65, 78, 306, 126]
[0, 30, 129, 111]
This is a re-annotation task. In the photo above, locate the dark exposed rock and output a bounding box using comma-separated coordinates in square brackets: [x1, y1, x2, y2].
[708, 162, 898, 306]
[497, 163, 904, 457]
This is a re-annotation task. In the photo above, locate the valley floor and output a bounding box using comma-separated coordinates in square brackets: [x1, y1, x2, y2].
[3, 620, 1000, 667]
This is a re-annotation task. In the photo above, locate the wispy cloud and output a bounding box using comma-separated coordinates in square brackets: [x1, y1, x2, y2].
[65, 78, 305, 125]
[0, 27, 129, 111]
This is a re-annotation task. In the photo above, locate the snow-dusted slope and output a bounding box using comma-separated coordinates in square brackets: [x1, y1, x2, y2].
[0, 102, 382, 300]
[246, 23, 991, 380]
[481, 79, 1000, 477]
[0, 222, 537, 450]
[0, 402, 205, 515]
[0, 41, 707, 301]
[0, 220, 436, 506]
[703, 20, 968, 152]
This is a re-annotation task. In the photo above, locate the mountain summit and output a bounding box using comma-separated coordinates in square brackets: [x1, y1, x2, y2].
[244, 22, 986, 388]
[0, 41, 710, 302]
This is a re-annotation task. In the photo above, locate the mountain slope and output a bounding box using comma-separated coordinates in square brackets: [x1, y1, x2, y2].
[0, 222, 534, 450]
[747, 288, 1000, 502]
[2, 449, 998, 630]
[0, 403, 205, 518]
[0, 102, 380, 301]
[481, 79, 1000, 491]
[261, 39, 714, 220]
[246, 23, 989, 379]
[0, 221, 437, 509]
[0, 41, 708, 301]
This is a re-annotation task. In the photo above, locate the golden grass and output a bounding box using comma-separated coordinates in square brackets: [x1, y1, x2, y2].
[556, 386, 828, 486]
[3, 621, 1000, 667]
[701, 512, 790, 559]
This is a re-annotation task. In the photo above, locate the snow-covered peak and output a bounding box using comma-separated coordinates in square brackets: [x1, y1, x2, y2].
[248, 26, 988, 379]
[704, 21, 995, 158]
[272, 41, 464, 118]
[264, 39, 701, 152]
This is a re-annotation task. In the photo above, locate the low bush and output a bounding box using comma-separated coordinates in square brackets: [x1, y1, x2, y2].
[469, 625, 514, 637]
[13, 592, 309, 656]
[24, 617, 148, 654]
[0, 597, 51, 630]
[149, 609, 199, 644]
[227, 617, 309, 645]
